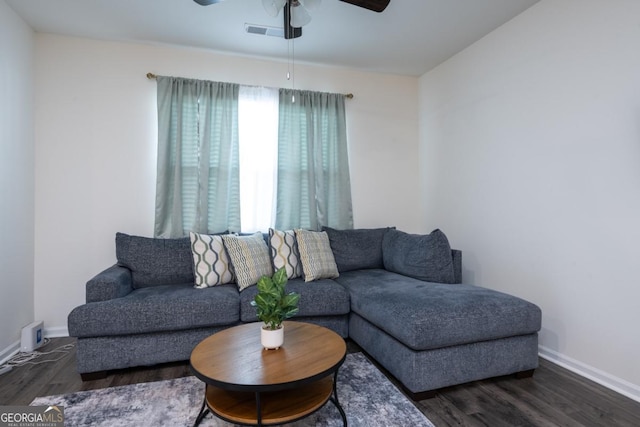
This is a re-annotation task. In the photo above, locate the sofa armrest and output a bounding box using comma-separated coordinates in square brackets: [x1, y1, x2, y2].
[86, 264, 134, 303]
[451, 249, 462, 284]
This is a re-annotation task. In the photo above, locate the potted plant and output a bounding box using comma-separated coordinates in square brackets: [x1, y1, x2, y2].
[251, 267, 300, 350]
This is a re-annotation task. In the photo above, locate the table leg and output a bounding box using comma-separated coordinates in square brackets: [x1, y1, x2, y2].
[331, 370, 348, 426]
[193, 386, 209, 427]
[255, 391, 263, 427]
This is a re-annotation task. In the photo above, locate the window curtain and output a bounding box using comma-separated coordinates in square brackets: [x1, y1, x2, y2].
[276, 89, 353, 231]
[154, 76, 241, 238]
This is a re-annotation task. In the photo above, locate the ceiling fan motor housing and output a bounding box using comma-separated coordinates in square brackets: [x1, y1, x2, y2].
[284, 2, 302, 39]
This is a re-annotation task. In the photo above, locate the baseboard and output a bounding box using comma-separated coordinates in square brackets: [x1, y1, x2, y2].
[539, 345, 640, 403]
[45, 326, 69, 338]
[0, 340, 20, 366]
[1, 327, 69, 365]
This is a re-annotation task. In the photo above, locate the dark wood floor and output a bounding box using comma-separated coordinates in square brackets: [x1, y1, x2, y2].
[1, 337, 640, 426]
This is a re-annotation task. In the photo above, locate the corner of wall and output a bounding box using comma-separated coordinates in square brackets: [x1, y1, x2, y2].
[0, 0, 36, 354]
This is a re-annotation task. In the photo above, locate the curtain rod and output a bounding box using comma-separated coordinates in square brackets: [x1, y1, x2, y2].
[146, 73, 354, 99]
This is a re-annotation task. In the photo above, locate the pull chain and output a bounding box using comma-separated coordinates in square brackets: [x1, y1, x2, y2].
[287, 37, 295, 103]
[291, 37, 295, 103]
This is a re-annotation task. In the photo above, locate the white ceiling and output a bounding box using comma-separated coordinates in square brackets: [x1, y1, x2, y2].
[6, 0, 539, 76]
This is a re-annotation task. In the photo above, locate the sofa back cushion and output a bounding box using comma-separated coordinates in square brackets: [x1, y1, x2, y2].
[382, 229, 455, 284]
[116, 233, 194, 288]
[323, 227, 393, 273]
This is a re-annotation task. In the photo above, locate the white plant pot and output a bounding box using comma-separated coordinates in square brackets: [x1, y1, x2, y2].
[261, 324, 284, 350]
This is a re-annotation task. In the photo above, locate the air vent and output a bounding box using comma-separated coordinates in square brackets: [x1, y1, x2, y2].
[245, 24, 285, 38]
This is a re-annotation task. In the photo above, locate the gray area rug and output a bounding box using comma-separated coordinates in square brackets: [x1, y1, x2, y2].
[31, 353, 434, 426]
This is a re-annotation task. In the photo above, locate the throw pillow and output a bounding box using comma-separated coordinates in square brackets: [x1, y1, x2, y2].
[382, 229, 455, 284]
[269, 229, 302, 279]
[222, 232, 273, 291]
[322, 226, 394, 272]
[189, 232, 234, 289]
[115, 232, 193, 288]
[295, 229, 339, 282]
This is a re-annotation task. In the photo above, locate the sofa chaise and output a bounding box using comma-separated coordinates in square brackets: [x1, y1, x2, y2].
[68, 227, 541, 399]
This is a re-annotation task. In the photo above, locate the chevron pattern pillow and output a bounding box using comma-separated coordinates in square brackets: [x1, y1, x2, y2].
[222, 232, 273, 291]
[189, 232, 234, 288]
[295, 229, 339, 282]
[269, 229, 302, 279]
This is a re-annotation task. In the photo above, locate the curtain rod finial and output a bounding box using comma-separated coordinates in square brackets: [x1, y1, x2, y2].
[146, 73, 157, 80]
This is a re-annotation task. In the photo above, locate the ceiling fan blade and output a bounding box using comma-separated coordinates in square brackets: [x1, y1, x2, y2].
[262, 0, 286, 17]
[290, 3, 312, 27]
[300, 0, 322, 11]
[193, 0, 226, 6]
[339, 0, 389, 13]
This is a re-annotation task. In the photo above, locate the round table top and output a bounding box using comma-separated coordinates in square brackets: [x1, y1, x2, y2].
[190, 321, 347, 392]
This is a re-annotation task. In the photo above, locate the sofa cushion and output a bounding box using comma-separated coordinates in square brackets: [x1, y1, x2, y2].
[269, 229, 302, 279]
[323, 227, 393, 272]
[115, 233, 194, 289]
[382, 229, 455, 284]
[189, 232, 235, 288]
[335, 269, 541, 351]
[223, 232, 273, 291]
[295, 229, 339, 282]
[68, 283, 240, 337]
[239, 278, 350, 322]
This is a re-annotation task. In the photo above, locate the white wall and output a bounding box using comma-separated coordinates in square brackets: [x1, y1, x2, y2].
[0, 1, 35, 361]
[34, 34, 420, 335]
[419, 0, 640, 400]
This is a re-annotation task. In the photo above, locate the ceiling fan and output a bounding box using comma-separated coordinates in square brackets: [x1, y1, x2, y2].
[193, 0, 390, 39]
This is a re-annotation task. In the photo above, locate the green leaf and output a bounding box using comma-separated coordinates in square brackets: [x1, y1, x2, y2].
[253, 293, 275, 310]
[257, 276, 274, 293]
[281, 293, 300, 308]
[258, 279, 280, 300]
[282, 306, 299, 319]
[272, 267, 288, 287]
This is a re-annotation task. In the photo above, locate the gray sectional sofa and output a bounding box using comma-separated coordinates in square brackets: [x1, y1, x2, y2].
[68, 227, 541, 399]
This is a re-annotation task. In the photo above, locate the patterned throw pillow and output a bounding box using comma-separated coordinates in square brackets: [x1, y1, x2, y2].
[269, 229, 302, 280]
[295, 229, 339, 282]
[189, 232, 234, 289]
[222, 232, 274, 291]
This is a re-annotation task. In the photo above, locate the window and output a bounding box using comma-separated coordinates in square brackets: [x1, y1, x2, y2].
[238, 86, 279, 233]
[154, 76, 352, 238]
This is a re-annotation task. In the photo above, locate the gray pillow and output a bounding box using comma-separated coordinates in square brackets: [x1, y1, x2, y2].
[116, 233, 194, 288]
[323, 227, 393, 272]
[382, 229, 455, 284]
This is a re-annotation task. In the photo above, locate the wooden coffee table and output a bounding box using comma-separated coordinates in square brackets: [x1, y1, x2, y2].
[190, 321, 348, 426]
